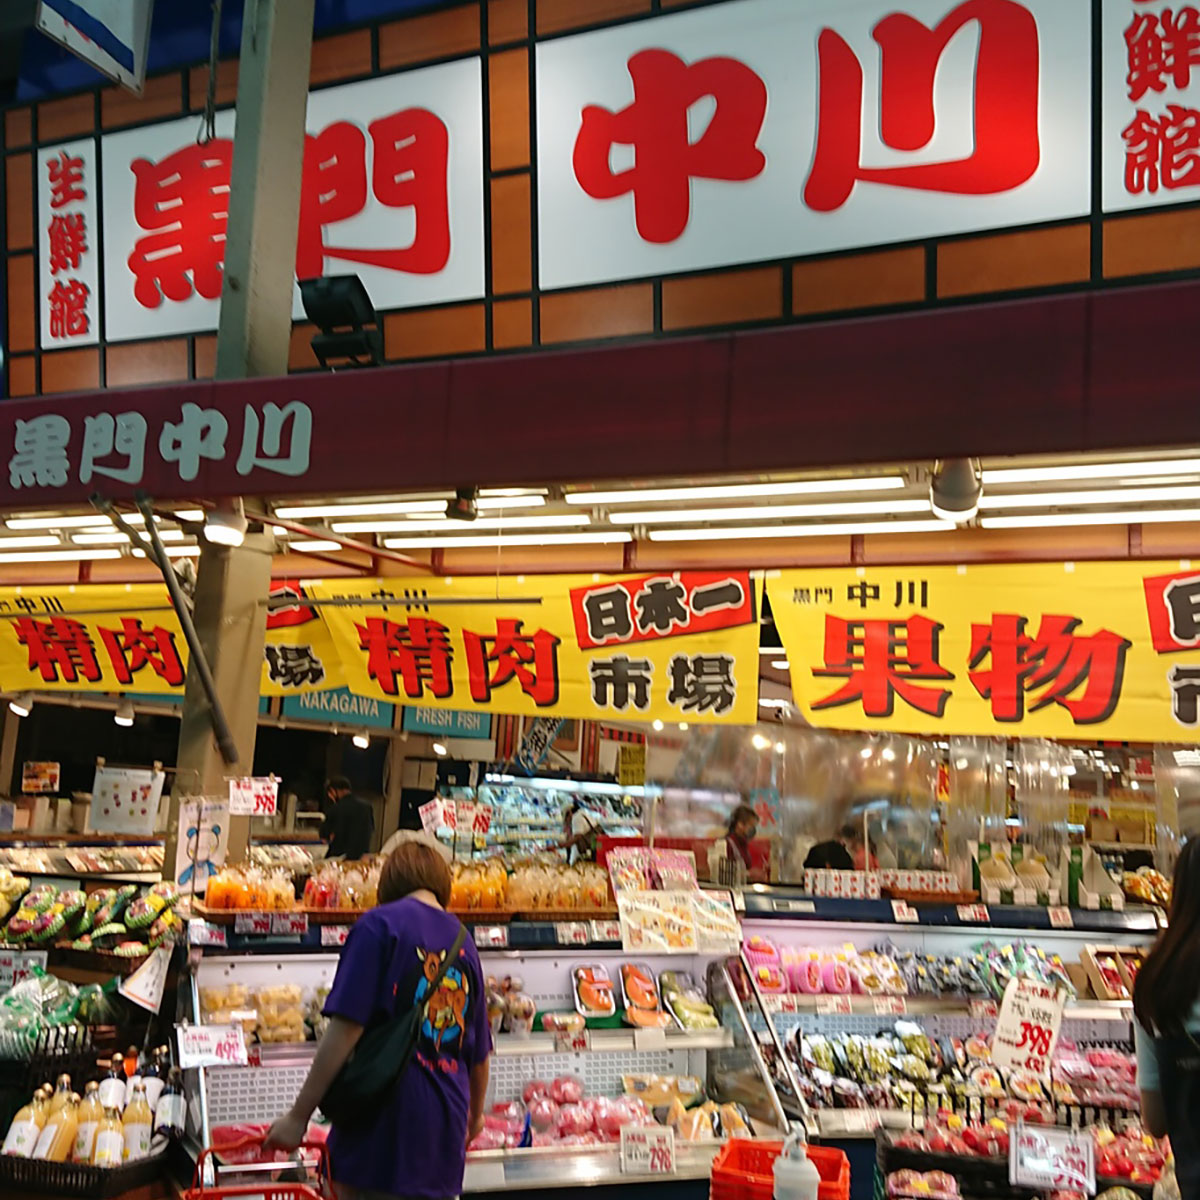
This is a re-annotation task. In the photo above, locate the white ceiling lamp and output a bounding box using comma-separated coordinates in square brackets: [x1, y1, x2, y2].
[274, 494, 545, 519]
[204, 499, 248, 547]
[981, 508, 1200, 530]
[609, 499, 928, 525]
[333, 514, 589, 534]
[432, 741, 448, 756]
[289, 540, 342, 553]
[131, 544, 201, 559]
[982, 484, 1200, 510]
[771, 659, 790, 670]
[0, 536, 63, 549]
[8, 692, 33, 718]
[0, 548, 122, 563]
[565, 476, 907, 505]
[6, 514, 112, 530]
[983, 457, 1200, 485]
[352, 732, 370, 750]
[114, 698, 135, 727]
[73, 529, 186, 545]
[383, 532, 631, 549]
[647, 520, 954, 542]
[929, 458, 982, 523]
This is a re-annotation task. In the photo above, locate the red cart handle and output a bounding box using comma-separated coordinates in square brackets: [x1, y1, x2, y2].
[187, 1135, 334, 1200]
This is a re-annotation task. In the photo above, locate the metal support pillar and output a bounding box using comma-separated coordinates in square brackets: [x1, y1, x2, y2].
[165, 0, 315, 876]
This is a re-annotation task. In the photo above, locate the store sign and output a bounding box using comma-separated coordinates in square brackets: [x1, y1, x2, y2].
[0, 583, 342, 697]
[283, 688, 395, 729]
[769, 561, 1200, 743]
[310, 572, 761, 724]
[991, 976, 1067, 1081]
[88, 58, 484, 344]
[36, 0, 153, 94]
[536, 0, 1091, 289]
[1009, 1121, 1095, 1194]
[37, 138, 100, 348]
[401, 706, 491, 738]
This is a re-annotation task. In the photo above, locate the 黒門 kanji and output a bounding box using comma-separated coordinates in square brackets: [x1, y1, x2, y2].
[590, 656, 653, 710]
[1125, 8, 1200, 102]
[968, 614, 1132, 724]
[356, 617, 452, 699]
[264, 644, 326, 689]
[804, 0, 1040, 213]
[463, 619, 560, 707]
[99, 619, 185, 687]
[9, 416, 70, 489]
[14, 617, 102, 684]
[573, 48, 767, 244]
[812, 615, 954, 718]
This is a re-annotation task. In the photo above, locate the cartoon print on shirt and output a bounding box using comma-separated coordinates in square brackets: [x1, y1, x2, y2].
[415, 945, 470, 1054]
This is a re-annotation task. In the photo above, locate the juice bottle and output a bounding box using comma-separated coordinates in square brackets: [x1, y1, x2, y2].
[74, 1082, 102, 1163]
[2, 1088, 49, 1157]
[121, 1083, 153, 1162]
[154, 1069, 186, 1139]
[32, 1093, 78, 1162]
[97, 1055, 125, 1112]
[48, 1073, 72, 1116]
[91, 1102, 123, 1166]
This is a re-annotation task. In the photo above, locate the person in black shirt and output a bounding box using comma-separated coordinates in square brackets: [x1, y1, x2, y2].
[321, 775, 375, 860]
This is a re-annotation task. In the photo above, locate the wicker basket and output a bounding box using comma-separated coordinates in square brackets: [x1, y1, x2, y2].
[0, 1151, 165, 1197]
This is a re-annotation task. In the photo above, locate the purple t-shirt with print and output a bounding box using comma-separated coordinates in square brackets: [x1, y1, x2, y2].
[322, 896, 491, 1198]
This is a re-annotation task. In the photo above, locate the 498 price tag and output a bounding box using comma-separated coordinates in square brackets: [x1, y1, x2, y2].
[177, 1023, 248, 1069]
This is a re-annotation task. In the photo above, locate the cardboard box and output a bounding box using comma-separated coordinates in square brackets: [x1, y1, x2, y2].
[972, 842, 1060, 905]
[1060, 846, 1125, 911]
[1114, 948, 1145, 993]
[1090, 818, 1117, 842]
[1065, 962, 1093, 999]
[1081, 944, 1132, 1001]
[1116, 819, 1147, 844]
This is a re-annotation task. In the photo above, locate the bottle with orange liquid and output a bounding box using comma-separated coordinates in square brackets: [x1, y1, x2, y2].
[121, 1083, 153, 1162]
[48, 1073, 72, 1117]
[2, 1087, 50, 1157]
[32, 1092, 78, 1162]
[91, 1101, 123, 1166]
[73, 1082, 102, 1163]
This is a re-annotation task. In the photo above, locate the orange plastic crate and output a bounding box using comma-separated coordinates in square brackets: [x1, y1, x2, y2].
[711, 1140, 850, 1200]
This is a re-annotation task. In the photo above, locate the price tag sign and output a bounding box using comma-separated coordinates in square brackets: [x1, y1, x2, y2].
[1009, 1121, 1095, 1193]
[1048, 907, 1074, 929]
[873, 996, 907, 1016]
[891, 900, 919, 923]
[777, 994, 798, 1014]
[835, 1109, 881, 1135]
[321, 925, 350, 947]
[555, 922, 589, 946]
[816, 995, 853, 1015]
[0, 950, 47, 989]
[233, 912, 272, 935]
[118, 945, 172, 1013]
[589, 919, 621, 943]
[969, 999, 999, 1020]
[271, 912, 309, 936]
[177, 1023, 248, 1069]
[633, 1026, 669, 1051]
[188, 919, 227, 948]
[473, 925, 509, 949]
[992, 977, 1067, 1081]
[554, 1028, 590, 1053]
[228, 776, 278, 817]
[620, 1124, 675, 1176]
[957, 904, 990, 924]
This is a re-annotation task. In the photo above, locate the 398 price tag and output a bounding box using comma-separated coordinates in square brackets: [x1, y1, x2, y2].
[620, 1124, 675, 1176]
[177, 1023, 248, 1069]
[873, 996, 907, 1016]
[816, 995, 852, 1015]
[1048, 907, 1074, 929]
[991, 977, 1066, 1080]
[554, 922, 589, 946]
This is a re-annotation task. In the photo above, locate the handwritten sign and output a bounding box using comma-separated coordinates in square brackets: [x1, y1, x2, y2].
[1009, 1121, 1095, 1193]
[891, 900, 919, 923]
[957, 904, 990, 924]
[992, 977, 1067, 1081]
[271, 912, 308, 936]
[228, 776, 278, 817]
[177, 1023, 248, 1069]
[0, 949, 47, 989]
[233, 912, 272, 935]
[555, 922, 589, 946]
[118, 945, 171, 1013]
[320, 925, 350, 947]
[620, 1124, 675, 1175]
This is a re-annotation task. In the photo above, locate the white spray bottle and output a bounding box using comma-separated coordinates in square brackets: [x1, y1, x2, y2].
[773, 1124, 821, 1200]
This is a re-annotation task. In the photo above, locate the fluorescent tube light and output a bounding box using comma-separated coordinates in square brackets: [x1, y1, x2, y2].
[0, 548, 122, 563]
[609, 499, 928, 525]
[333, 515, 589, 534]
[564, 477, 907, 505]
[981, 508, 1200, 529]
[647, 520, 955, 542]
[983, 458, 1200, 485]
[383, 532, 631, 549]
[982, 485, 1200, 510]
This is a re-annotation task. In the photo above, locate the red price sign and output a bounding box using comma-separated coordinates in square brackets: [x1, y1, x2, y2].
[472, 804, 493, 835]
[320, 925, 350, 947]
[873, 996, 907, 1016]
[620, 1125, 675, 1176]
[176, 1023, 249, 1069]
[555, 922, 589, 946]
[233, 912, 272, 935]
[1009, 1121, 1094, 1192]
[271, 912, 309, 936]
[229, 776, 278, 816]
[816, 995, 852, 1015]
[992, 977, 1065, 1081]
[957, 904, 990, 923]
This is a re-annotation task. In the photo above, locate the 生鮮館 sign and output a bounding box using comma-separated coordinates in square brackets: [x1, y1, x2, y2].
[29, 0, 1195, 350]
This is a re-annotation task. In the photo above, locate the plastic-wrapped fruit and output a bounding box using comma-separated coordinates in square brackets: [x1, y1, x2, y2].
[56, 890, 85, 920]
[86, 888, 115, 912]
[528, 1097, 559, 1131]
[72, 907, 93, 936]
[114, 884, 138, 905]
[24, 886, 57, 913]
[551, 1075, 585, 1104]
[124, 897, 158, 929]
[147, 913, 179, 948]
[523, 1080, 550, 1105]
[5, 907, 37, 939]
[91, 922, 128, 944]
[468, 1128, 506, 1152]
[112, 941, 148, 958]
[28, 909, 65, 943]
[554, 1104, 593, 1137]
[71, 934, 93, 951]
[150, 881, 180, 907]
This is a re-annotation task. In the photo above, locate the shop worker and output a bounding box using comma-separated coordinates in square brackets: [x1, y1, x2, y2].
[1133, 837, 1200, 1193]
[561, 795, 600, 864]
[726, 804, 768, 883]
[266, 841, 492, 1199]
[321, 775, 374, 861]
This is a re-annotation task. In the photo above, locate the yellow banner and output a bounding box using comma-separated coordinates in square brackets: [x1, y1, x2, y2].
[309, 571, 761, 723]
[0, 584, 343, 697]
[769, 561, 1200, 743]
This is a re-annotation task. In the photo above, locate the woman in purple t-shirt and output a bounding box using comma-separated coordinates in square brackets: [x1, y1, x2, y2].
[266, 841, 492, 1200]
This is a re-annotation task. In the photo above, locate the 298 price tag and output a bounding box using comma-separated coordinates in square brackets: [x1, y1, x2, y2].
[620, 1124, 675, 1176]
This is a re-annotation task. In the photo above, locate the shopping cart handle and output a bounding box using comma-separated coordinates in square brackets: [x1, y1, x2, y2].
[188, 1135, 333, 1198]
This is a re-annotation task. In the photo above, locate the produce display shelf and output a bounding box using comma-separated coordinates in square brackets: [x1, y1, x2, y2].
[741, 890, 1160, 933]
[463, 1139, 726, 1191]
[190, 902, 369, 925]
[759, 994, 1133, 1021]
[491, 1026, 733, 1056]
